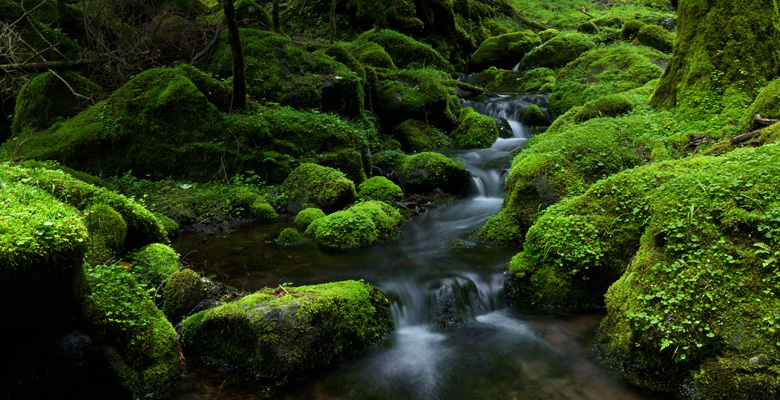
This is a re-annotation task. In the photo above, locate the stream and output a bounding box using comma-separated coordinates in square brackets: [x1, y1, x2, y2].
[167, 95, 671, 400]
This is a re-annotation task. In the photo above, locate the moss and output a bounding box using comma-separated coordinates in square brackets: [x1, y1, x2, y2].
[294, 208, 326, 229]
[574, 94, 635, 123]
[83, 263, 181, 398]
[465, 67, 524, 94]
[85, 204, 127, 265]
[234, 0, 272, 29]
[519, 68, 556, 93]
[128, 243, 180, 289]
[308, 201, 403, 248]
[740, 79, 780, 131]
[350, 41, 397, 70]
[577, 21, 599, 34]
[234, 187, 277, 221]
[593, 13, 623, 28]
[479, 211, 523, 244]
[162, 268, 204, 323]
[521, 104, 548, 126]
[392, 119, 451, 151]
[537, 29, 559, 43]
[282, 163, 356, 214]
[621, 20, 647, 40]
[379, 151, 471, 195]
[276, 227, 306, 247]
[636, 24, 674, 53]
[374, 68, 461, 131]
[357, 176, 404, 203]
[154, 212, 179, 238]
[451, 107, 499, 148]
[549, 43, 667, 117]
[468, 30, 541, 72]
[353, 29, 452, 71]
[180, 280, 393, 386]
[518, 32, 596, 70]
[11, 71, 102, 137]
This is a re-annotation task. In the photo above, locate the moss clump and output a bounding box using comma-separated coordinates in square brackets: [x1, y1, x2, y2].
[276, 227, 306, 247]
[294, 208, 326, 229]
[479, 211, 523, 244]
[85, 204, 128, 265]
[537, 29, 559, 43]
[377, 151, 471, 195]
[357, 176, 404, 203]
[127, 243, 180, 289]
[522, 104, 548, 126]
[593, 13, 623, 28]
[574, 94, 635, 123]
[162, 268, 203, 323]
[636, 24, 674, 53]
[465, 67, 525, 94]
[392, 119, 451, 151]
[375, 68, 461, 132]
[577, 21, 599, 34]
[11, 71, 101, 136]
[234, 0, 272, 29]
[282, 163, 356, 214]
[234, 187, 277, 221]
[154, 212, 179, 238]
[468, 30, 541, 72]
[621, 20, 647, 40]
[519, 68, 556, 94]
[549, 43, 667, 117]
[307, 201, 403, 249]
[180, 280, 394, 386]
[350, 41, 397, 70]
[518, 32, 596, 70]
[740, 79, 780, 131]
[83, 263, 181, 398]
[451, 107, 499, 148]
[353, 29, 452, 71]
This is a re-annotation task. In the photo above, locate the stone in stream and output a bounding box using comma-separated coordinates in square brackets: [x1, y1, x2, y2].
[430, 278, 481, 329]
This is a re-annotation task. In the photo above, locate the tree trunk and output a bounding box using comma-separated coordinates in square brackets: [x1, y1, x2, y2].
[272, 0, 280, 33]
[224, 0, 246, 110]
[329, 0, 338, 44]
[55, 0, 66, 28]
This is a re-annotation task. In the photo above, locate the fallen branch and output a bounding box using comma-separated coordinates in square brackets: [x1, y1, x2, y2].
[0, 59, 97, 73]
[730, 129, 763, 146]
[750, 114, 780, 131]
[190, 13, 225, 65]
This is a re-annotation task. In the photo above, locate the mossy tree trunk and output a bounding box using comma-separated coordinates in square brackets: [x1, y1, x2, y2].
[56, 0, 66, 28]
[272, 0, 280, 33]
[650, 0, 780, 109]
[329, 0, 338, 44]
[223, 0, 246, 110]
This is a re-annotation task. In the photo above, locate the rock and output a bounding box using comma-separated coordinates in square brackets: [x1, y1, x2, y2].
[162, 268, 204, 323]
[518, 32, 596, 70]
[431, 278, 479, 329]
[294, 208, 326, 229]
[128, 243, 181, 289]
[392, 119, 451, 152]
[306, 201, 403, 248]
[636, 24, 675, 53]
[451, 107, 499, 148]
[375, 68, 461, 132]
[282, 163, 356, 214]
[522, 104, 549, 126]
[375, 151, 471, 195]
[357, 176, 404, 203]
[574, 94, 635, 123]
[468, 30, 541, 72]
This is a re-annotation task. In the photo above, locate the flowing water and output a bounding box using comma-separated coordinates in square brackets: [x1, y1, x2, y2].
[167, 95, 671, 400]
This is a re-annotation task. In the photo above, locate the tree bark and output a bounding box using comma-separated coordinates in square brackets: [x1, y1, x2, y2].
[224, 0, 246, 110]
[272, 0, 280, 33]
[329, 0, 338, 44]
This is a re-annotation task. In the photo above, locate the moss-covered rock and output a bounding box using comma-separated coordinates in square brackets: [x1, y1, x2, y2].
[377, 151, 471, 195]
[577, 21, 599, 34]
[294, 208, 326, 229]
[282, 163, 356, 214]
[621, 20, 647, 40]
[11, 71, 101, 137]
[479, 211, 523, 244]
[574, 94, 635, 123]
[468, 30, 541, 72]
[180, 280, 393, 386]
[375, 68, 461, 132]
[307, 201, 403, 248]
[521, 104, 548, 126]
[162, 268, 204, 323]
[276, 227, 307, 247]
[518, 32, 596, 70]
[127, 243, 180, 289]
[350, 41, 397, 69]
[154, 212, 180, 238]
[83, 263, 182, 398]
[465, 67, 525, 94]
[537, 29, 559, 43]
[354, 29, 452, 71]
[519, 68, 556, 94]
[234, 0, 272, 29]
[85, 204, 128, 265]
[549, 44, 667, 117]
[636, 24, 674, 53]
[392, 119, 451, 151]
[593, 13, 623, 28]
[234, 187, 278, 221]
[451, 107, 499, 148]
[357, 176, 404, 203]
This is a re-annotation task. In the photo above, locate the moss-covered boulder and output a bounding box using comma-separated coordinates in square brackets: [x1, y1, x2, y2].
[85, 204, 128, 265]
[376, 151, 471, 195]
[522, 104, 548, 126]
[276, 227, 307, 247]
[636, 24, 674, 53]
[357, 176, 404, 203]
[234, 0, 272, 28]
[593, 13, 623, 28]
[549, 44, 667, 117]
[127, 243, 180, 289]
[518, 32, 596, 70]
[180, 280, 393, 386]
[234, 187, 277, 221]
[162, 268, 204, 323]
[451, 107, 499, 148]
[392, 119, 451, 151]
[468, 30, 541, 72]
[353, 29, 452, 71]
[306, 201, 403, 248]
[479, 211, 523, 244]
[282, 163, 356, 214]
[537, 29, 559, 43]
[574, 94, 635, 123]
[11, 71, 101, 137]
[465, 67, 525, 94]
[375, 68, 461, 132]
[83, 263, 182, 398]
[294, 208, 326, 229]
[577, 21, 599, 34]
[349, 41, 397, 69]
[519, 68, 556, 94]
[621, 20, 647, 40]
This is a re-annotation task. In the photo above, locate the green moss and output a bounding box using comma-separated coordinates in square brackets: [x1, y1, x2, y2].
[83, 263, 181, 398]
[465, 67, 524, 94]
[154, 212, 179, 238]
[85, 204, 127, 265]
[374, 68, 461, 131]
[392, 119, 451, 151]
[162, 268, 204, 323]
[379, 151, 471, 195]
[549, 43, 667, 117]
[740, 79, 780, 131]
[234, 0, 272, 29]
[282, 163, 356, 214]
[451, 107, 499, 148]
[479, 211, 523, 244]
[276, 227, 307, 247]
[468, 30, 541, 71]
[521, 104, 548, 126]
[621, 20, 647, 40]
[593, 13, 623, 28]
[294, 208, 326, 229]
[180, 280, 393, 386]
[537, 29, 559, 43]
[574, 94, 635, 123]
[354, 29, 452, 71]
[308, 201, 403, 248]
[519, 68, 556, 93]
[518, 32, 596, 70]
[577, 21, 599, 34]
[128, 243, 180, 289]
[357, 176, 404, 203]
[636, 24, 674, 53]
[234, 186, 277, 221]
[350, 41, 397, 69]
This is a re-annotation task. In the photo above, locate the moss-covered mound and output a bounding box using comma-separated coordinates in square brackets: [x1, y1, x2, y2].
[357, 176, 404, 203]
[83, 263, 182, 398]
[468, 30, 541, 72]
[127, 243, 180, 289]
[349, 41, 397, 69]
[162, 268, 204, 323]
[621, 20, 647, 40]
[354, 29, 452, 71]
[465, 67, 524, 94]
[451, 107, 499, 148]
[376, 151, 471, 195]
[276, 227, 307, 247]
[375, 68, 461, 132]
[522, 104, 549, 126]
[636, 24, 674, 53]
[574, 94, 635, 123]
[518, 32, 596, 70]
[85, 204, 128, 265]
[234, 187, 277, 222]
[549, 44, 667, 117]
[294, 208, 327, 229]
[306, 201, 403, 248]
[200, 29, 364, 116]
[282, 163, 356, 214]
[392, 119, 451, 151]
[740, 79, 780, 131]
[180, 280, 394, 386]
